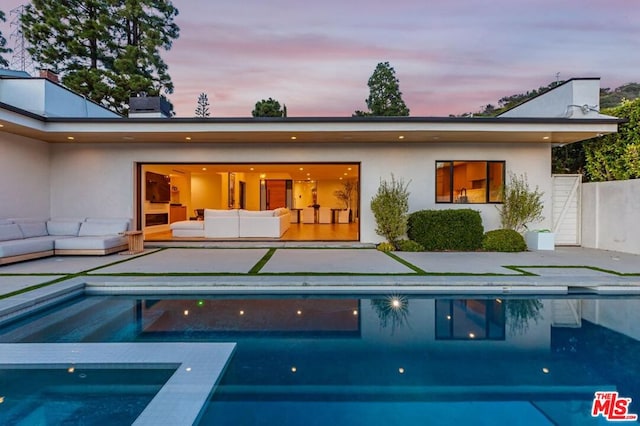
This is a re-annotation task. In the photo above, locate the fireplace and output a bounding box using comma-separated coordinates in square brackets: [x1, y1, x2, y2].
[146, 213, 169, 226]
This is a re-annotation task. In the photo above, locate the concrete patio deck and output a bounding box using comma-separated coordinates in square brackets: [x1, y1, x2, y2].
[1, 246, 639, 298]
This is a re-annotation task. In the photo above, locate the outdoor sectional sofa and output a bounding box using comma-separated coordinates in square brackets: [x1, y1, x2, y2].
[170, 208, 291, 238]
[0, 217, 131, 265]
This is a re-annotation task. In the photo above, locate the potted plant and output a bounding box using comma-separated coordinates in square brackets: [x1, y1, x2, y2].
[333, 180, 357, 222]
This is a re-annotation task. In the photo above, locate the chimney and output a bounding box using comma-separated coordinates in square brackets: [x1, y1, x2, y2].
[128, 94, 172, 118]
[39, 69, 59, 83]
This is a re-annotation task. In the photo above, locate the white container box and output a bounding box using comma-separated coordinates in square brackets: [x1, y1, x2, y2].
[525, 231, 555, 251]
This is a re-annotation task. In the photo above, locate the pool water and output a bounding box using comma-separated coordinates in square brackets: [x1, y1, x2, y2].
[0, 368, 174, 425]
[1, 294, 639, 425]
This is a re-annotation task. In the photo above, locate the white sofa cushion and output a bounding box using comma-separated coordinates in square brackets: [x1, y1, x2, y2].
[170, 220, 204, 230]
[238, 209, 273, 217]
[54, 236, 127, 250]
[85, 217, 131, 231]
[204, 210, 239, 238]
[205, 209, 239, 217]
[0, 238, 54, 257]
[273, 208, 290, 217]
[78, 221, 128, 237]
[18, 222, 49, 238]
[47, 220, 82, 236]
[0, 224, 23, 241]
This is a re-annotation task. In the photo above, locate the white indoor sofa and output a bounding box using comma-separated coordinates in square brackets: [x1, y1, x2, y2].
[0, 217, 131, 265]
[238, 208, 290, 238]
[170, 208, 291, 238]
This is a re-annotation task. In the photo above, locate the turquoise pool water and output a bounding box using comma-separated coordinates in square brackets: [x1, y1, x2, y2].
[0, 294, 639, 425]
[0, 368, 174, 425]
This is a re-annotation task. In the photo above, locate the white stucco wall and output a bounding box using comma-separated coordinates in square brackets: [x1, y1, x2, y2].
[0, 79, 118, 118]
[0, 133, 50, 218]
[581, 179, 640, 255]
[500, 79, 605, 119]
[47, 141, 553, 243]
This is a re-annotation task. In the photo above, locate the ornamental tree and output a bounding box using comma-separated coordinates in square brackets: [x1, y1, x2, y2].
[354, 62, 409, 116]
[195, 92, 211, 117]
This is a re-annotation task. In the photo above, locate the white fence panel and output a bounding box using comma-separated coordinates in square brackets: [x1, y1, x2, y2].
[552, 174, 581, 245]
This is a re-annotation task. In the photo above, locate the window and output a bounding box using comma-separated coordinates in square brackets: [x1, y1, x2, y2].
[435, 299, 505, 340]
[435, 161, 504, 203]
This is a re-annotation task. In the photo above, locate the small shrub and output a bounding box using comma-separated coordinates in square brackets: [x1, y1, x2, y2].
[370, 175, 410, 246]
[396, 239, 425, 252]
[407, 209, 484, 251]
[482, 229, 527, 252]
[376, 242, 395, 252]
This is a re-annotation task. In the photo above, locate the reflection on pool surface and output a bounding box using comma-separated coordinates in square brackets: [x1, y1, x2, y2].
[1, 294, 639, 425]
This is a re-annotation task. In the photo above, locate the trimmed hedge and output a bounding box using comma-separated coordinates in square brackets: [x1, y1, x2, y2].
[407, 209, 484, 251]
[482, 229, 527, 252]
[396, 239, 425, 252]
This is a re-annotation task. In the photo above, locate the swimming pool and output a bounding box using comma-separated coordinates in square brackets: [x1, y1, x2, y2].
[1, 294, 639, 425]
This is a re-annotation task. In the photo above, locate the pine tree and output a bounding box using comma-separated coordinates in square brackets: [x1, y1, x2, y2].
[355, 62, 409, 116]
[0, 11, 12, 67]
[21, 0, 179, 114]
[195, 92, 210, 117]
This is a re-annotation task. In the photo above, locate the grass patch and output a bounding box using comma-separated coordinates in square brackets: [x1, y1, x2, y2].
[384, 251, 427, 274]
[249, 248, 277, 274]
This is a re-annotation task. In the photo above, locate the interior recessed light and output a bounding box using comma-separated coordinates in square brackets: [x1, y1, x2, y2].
[343, 172, 348, 176]
[299, 167, 304, 171]
[347, 167, 352, 171]
[67, 136, 75, 140]
[306, 173, 310, 176]
[202, 167, 207, 171]
[250, 167, 254, 171]
[339, 177, 343, 180]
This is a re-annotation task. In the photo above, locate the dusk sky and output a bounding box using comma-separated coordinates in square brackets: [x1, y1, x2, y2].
[0, 0, 638, 117]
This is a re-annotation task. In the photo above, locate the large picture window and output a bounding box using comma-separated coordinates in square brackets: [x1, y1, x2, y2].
[435, 161, 504, 204]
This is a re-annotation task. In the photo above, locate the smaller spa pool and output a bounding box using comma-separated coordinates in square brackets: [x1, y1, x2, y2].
[0, 367, 174, 425]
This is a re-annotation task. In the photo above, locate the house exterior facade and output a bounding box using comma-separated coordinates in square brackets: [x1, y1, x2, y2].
[0, 73, 619, 244]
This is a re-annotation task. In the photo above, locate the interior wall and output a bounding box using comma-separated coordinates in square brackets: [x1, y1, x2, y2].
[191, 173, 223, 210]
[0, 133, 51, 218]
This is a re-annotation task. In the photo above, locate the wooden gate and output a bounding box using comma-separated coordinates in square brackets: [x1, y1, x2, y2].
[552, 174, 581, 246]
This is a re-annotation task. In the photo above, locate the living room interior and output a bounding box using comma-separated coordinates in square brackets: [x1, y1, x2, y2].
[140, 162, 360, 241]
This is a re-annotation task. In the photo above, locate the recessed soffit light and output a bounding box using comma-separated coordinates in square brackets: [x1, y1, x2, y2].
[185, 136, 192, 141]
[67, 136, 75, 141]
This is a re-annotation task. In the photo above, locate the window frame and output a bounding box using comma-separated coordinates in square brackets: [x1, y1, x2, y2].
[434, 160, 505, 204]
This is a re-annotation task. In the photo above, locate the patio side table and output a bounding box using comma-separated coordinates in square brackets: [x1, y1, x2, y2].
[122, 230, 144, 254]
